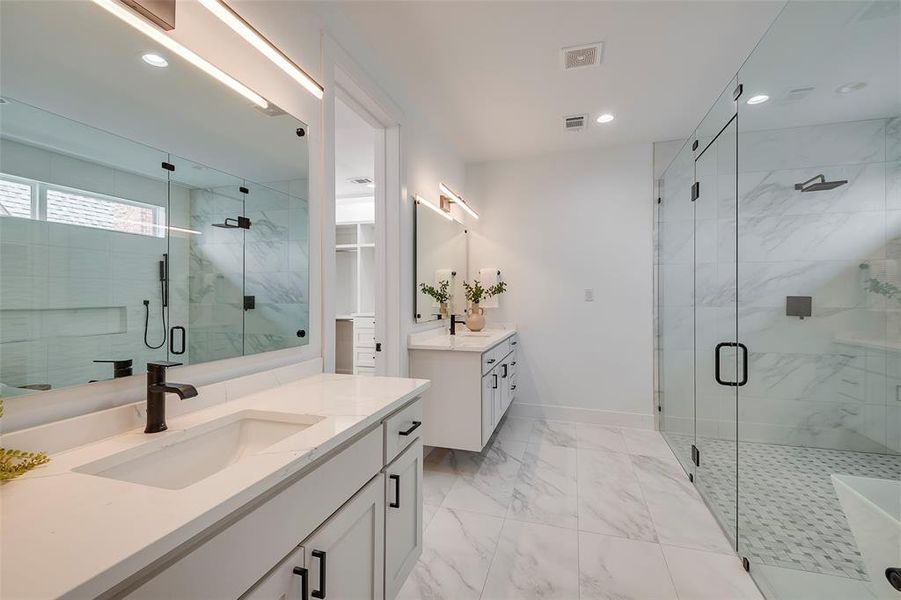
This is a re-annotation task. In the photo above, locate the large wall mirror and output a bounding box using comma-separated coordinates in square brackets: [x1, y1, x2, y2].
[414, 198, 467, 323]
[0, 1, 310, 396]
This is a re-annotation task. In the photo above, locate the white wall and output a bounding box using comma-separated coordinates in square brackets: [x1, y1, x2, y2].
[467, 143, 655, 428]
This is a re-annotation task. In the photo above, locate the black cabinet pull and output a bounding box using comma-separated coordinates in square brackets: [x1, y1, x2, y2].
[398, 421, 422, 436]
[502, 364, 508, 378]
[492, 374, 498, 389]
[169, 326, 185, 355]
[511, 384, 517, 391]
[486, 358, 496, 364]
[511, 361, 517, 366]
[293, 566, 309, 600]
[389, 474, 401, 508]
[511, 340, 517, 345]
[312, 550, 326, 599]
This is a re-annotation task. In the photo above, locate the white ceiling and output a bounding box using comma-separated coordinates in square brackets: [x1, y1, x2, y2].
[335, 97, 377, 198]
[0, 0, 308, 187]
[323, 1, 785, 163]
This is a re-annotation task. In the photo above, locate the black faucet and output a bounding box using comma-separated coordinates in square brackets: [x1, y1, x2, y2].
[449, 315, 467, 336]
[145, 361, 198, 433]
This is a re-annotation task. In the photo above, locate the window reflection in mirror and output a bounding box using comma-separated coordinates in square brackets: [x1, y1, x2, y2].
[0, 0, 310, 396]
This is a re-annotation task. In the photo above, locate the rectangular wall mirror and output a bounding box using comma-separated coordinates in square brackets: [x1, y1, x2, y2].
[414, 199, 467, 323]
[0, 0, 310, 396]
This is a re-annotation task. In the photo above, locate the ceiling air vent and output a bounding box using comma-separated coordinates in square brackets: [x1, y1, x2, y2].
[562, 42, 603, 70]
[563, 114, 588, 131]
[347, 176, 373, 185]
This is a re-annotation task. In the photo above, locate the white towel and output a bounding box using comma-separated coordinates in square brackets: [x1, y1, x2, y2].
[434, 269, 454, 308]
[478, 268, 500, 308]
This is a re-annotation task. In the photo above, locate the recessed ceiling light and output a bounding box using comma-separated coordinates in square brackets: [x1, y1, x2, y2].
[836, 82, 867, 94]
[746, 94, 769, 105]
[596, 113, 615, 124]
[141, 53, 168, 68]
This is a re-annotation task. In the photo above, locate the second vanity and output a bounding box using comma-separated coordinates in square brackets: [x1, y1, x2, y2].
[1, 371, 429, 599]
[409, 328, 518, 451]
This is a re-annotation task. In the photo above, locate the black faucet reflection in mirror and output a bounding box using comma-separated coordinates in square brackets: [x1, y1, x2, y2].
[145, 361, 198, 434]
[90, 359, 133, 383]
[449, 315, 466, 336]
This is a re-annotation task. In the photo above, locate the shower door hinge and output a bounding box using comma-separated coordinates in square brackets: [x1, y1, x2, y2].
[657, 197, 662, 205]
[733, 83, 744, 102]
[161, 161, 175, 172]
[237, 216, 251, 229]
[742, 557, 750, 572]
[691, 182, 700, 202]
[243, 295, 256, 311]
[239, 186, 249, 194]
[691, 139, 699, 151]
[375, 342, 382, 352]
[691, 444, 700, 466]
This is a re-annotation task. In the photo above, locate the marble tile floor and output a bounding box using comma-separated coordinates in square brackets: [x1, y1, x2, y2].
[399, 415, 762, 600]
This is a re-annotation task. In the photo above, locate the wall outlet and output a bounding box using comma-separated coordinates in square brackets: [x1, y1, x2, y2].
[584, 288, 595, 302]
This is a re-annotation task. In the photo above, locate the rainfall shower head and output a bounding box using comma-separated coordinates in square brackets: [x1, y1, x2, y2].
[212, 216, 251, 229]
[794, 174, 848, 192]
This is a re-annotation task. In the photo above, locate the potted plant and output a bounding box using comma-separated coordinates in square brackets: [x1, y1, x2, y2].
[419, 280, 451, 319]
[462, 279, 507, 331]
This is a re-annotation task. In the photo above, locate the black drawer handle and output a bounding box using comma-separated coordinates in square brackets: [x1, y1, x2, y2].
[511, 385, 517, 391]
[398, 421, 421, 436]
[502, 364, 508, 378]
[511, 361, 517, 366]
[293, 566, 309, 600]
[389, 474, 401, 508]
[511, 340, 517, 345]
[312, 550, 326, 599]
[492, 374, 498, 389]
[486, 358, 496, 364]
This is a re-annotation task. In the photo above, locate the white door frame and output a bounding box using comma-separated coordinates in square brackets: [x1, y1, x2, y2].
[322, 34, 404, 376]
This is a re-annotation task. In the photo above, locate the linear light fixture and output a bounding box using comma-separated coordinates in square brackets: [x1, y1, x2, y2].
[197, 0, 324, 100]
[414, 194, 452, 221]
[91, 0, 268, 109]
[439, 183, 479, 220]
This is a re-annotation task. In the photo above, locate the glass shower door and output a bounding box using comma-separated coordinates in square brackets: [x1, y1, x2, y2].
[692, 81, 740, 548]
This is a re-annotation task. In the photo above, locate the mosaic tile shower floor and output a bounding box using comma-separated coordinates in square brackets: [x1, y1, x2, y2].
[663, 433, 900, 581]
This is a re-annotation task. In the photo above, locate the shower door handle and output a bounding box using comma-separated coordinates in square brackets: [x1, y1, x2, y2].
[715, 342, 749, 387]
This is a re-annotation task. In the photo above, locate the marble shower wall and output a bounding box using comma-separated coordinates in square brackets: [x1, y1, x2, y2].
[705, 117, 899, 453]
[187, 181, 309, 364]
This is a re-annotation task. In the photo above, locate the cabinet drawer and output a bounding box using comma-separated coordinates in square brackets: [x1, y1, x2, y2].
[355, 330, 376, 347]
[240, 545, 306, 600]
[356, 349, 377, 366]
[384, 399, 423, 465]
[127, 427, 383, 600]
[354, 317, 376, 329]
[482, 347, 503, 375]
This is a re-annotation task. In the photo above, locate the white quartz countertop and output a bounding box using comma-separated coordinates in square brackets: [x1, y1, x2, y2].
[0, 373, 429, 600]
[407, 328, 516, 352]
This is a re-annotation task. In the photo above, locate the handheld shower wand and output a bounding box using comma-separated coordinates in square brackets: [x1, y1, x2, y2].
[143, 253, 168, 350]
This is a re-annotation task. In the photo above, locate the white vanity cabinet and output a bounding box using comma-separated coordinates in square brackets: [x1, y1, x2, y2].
[412, 331, 518, 452]
[126, 398, 423, 600]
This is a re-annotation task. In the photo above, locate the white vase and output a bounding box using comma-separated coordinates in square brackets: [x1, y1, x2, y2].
[465, 303, 485, 331]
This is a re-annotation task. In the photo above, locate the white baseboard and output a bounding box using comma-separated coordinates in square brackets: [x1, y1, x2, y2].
[509, 401, 654, 430]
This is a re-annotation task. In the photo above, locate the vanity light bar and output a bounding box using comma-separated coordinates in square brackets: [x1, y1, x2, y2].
[414, 194, 452, 221]
[197, 0, 324, 100]
[91, 0, 269, 109]
[438, 183, 479, 220]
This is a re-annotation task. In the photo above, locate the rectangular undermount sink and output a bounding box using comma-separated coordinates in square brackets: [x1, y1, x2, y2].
[75, 410, 324, 490]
